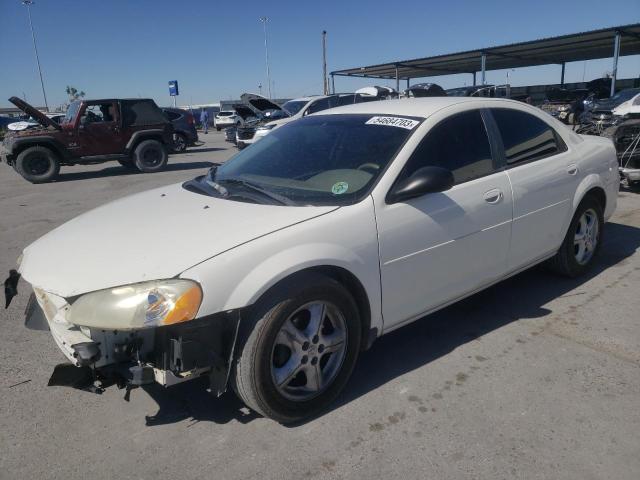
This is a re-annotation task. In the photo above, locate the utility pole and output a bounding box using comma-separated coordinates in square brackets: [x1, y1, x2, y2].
[259, 17, 272, 99]
[322, 31, 328, 95]
[22, 1, 49, 112]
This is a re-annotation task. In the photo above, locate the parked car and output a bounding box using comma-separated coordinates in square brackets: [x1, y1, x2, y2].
[162, 107, 198, 153]
[404, 83, 447, 97]
[241, 93, 379, 147]
[13, 97, 618, 423]
[8, 113, 65, 131]
[214, 110, 247, 131]
[581, 88, 640, 126]
[1, 97, 173, 183]
[0, 115, 19, 129]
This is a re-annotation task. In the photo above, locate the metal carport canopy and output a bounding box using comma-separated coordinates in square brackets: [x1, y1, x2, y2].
[330, 24, 640, 80]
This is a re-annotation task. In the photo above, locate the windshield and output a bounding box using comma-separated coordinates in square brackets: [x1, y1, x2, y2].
[217, 111, 234, 117]
[282, 100, 308, 116]
[63, 102, 80, 124]
[191, 114, 421, 206]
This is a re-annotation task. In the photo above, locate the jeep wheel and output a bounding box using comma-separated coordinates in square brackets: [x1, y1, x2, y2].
[133, 140, 168, 173]
[172, 133, 188, 153]
[15, 146, 60, 183]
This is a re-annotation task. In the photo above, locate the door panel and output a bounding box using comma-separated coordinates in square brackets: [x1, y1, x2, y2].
[506, 153, 577, 267]
[75, 102, 125, 156]
[488, 107, 578, 269]
[376, 172, 513, 329]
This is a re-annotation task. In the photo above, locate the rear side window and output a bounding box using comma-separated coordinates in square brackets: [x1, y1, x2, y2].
[402, 110, 494, 184]
[121, 100, 167, 126]
[164, 111, 181, 121]
[491, 109, 566, 165]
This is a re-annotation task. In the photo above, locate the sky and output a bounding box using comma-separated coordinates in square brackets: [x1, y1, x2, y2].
[1, 0, 639, 110]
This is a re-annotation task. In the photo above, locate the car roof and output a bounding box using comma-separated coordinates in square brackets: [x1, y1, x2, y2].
[287, 96, 326, 102]
[316, 97, 525, 118]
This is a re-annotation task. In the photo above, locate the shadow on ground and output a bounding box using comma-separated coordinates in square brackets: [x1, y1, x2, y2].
[140, 221, 640, 426]
[54, 161, 215, 182]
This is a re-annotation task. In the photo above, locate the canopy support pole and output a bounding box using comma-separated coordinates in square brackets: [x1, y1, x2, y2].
[395, 65, 399, 92]
[481, 54, 487, 85]
[611, 31, 621, 97]
[560, 62, 565, 86]
[472, 72, 476, 86]
[331, 74, 335, 94]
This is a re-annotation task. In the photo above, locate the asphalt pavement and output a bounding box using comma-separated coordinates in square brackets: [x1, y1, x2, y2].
[1, 131, 639, 479]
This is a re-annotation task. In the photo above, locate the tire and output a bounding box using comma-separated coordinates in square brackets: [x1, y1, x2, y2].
[547, 195, 604, 277]
[216, 127, 221, 131]
[117, 159, 137, 170]
[231, 273, 361, 424]
[15, 146, 60, 183]
[133, 139, 168, 173]
[172, 133, 188, 153]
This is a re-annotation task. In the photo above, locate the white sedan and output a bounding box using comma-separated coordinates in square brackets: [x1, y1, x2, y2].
[15, 97, 618, 423]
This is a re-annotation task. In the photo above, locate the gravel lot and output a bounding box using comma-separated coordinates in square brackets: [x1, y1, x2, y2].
[1, 131, 639, 479]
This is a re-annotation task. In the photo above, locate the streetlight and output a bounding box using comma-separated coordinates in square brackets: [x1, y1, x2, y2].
[259, 16, 272, 99]
[22, 0, 49, 112]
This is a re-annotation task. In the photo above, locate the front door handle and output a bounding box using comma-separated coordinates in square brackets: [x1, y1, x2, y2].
[483, 189, 503, 204]
[567, 164, 578, 175]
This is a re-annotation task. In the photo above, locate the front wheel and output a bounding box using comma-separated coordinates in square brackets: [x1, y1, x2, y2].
[15, 146, 60, 183]
[133, 139, 168, 173]
[547, 196, 603, 277]
[231, 273, 361, 424]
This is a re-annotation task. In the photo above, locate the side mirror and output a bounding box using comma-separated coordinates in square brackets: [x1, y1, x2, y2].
[387, 166, 454, 204]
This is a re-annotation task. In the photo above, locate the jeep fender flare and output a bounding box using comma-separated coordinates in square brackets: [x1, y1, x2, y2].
[11, 136, 70, 160]
[126, 130, 168, 152]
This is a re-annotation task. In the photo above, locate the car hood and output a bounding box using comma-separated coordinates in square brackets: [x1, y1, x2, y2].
[8, 96, 61, 130]
[240, 93, 282, 113]
[19, 182, 338, 298]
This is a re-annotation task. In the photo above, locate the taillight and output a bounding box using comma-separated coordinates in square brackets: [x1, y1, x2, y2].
[186, 113, 194, 125]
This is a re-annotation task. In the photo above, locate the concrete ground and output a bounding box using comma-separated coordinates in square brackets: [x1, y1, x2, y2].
[1, 131, 639, 479]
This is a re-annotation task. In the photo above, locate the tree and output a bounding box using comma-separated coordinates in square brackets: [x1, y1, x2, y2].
[65, 86, 85, 102]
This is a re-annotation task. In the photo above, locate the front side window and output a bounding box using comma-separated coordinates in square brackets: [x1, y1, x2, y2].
[305, 96, 337, 115]
[401, 110, 494, 184]
[187, 114, 422, 205]
[81, 103, 116, 124]
[490, 109, 565, 165]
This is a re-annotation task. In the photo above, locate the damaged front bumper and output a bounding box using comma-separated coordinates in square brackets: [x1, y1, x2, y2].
[25, 287, 242, 396]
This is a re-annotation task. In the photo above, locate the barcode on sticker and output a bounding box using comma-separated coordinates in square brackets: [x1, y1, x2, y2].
[365, 116, 419, 130]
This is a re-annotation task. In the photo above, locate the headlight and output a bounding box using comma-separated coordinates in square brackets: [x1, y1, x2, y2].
[68, 279, 202, 330]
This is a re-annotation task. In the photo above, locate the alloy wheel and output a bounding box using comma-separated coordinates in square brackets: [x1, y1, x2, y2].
[270, 301, 347, 401]
[574, 208, 599, 265]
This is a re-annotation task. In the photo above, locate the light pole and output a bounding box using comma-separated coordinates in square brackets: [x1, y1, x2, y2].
[259, 17, 272, 99]
[322, 31, 328, 95]
[22, 0, 49, 112]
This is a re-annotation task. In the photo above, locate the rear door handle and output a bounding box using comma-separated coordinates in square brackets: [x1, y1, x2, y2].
[483, 189, 503, 204]
[567, 164, 578, 175]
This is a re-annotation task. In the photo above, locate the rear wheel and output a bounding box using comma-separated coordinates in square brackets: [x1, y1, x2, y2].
[15, 146, 60, 183]
[231, 273, 361, 424]
[548, 196, 603, 277]
[117, 159, 137, 170]
[133, 139, 168, 173]
[172, 133, 188, 153]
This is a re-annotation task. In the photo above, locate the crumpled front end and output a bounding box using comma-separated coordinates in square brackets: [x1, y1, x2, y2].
[25, 285, 242, 397]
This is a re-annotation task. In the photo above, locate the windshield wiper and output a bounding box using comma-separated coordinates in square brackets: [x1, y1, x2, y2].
[218, 178, 295, 206]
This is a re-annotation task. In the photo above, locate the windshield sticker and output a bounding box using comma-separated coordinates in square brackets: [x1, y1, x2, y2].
[331, 182, 349, 195]
[365, 116, 419, 130]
